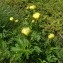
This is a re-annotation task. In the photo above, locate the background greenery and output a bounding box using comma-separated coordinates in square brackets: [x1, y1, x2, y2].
[0, 0, 63, 63]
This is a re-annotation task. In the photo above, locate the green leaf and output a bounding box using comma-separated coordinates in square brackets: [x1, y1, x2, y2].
[34, 46, 42, 53]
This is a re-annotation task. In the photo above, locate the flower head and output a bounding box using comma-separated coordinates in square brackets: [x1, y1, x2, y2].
[15, 19, 19, 22]
[21, 27, 31, 36]
[26, 5, 36, 10]
[32, 12, 40, 19]
[48, 33, 55, 39]
[29, 5, 36, 10]
[10, 17, 14, 21]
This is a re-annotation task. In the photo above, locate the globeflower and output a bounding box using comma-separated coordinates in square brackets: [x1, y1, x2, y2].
[29, 5, 36, 10]
[15, 19, 19, 22]
[48, 33, 55, 39]
[9, 17, 14, 21]
[32, 12, 40, 19]
[21, 27, 31, 36]
[26, 5, 36, 10]
[32, 20, 35, 23]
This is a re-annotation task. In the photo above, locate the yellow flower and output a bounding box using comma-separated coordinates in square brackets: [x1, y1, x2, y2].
[15, 19, 19, 22]
[10, 17, 14, 21]
[32, 12, 40, 19]
[26, 5, 36, 10]
[21, 27, 31, 36]
[32, 20, 35, 23]
[48, 33, 55, 39]
[29, 5, 36, 10]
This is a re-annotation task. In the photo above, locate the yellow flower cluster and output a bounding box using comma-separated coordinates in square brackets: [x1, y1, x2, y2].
[9, 17, 19, 22]
[26, 4, 41, 20]
[21, 4, 55, 39]
[21, 4, 41, 36]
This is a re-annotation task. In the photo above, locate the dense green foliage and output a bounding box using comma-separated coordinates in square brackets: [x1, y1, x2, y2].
[0, 0, 63, 63]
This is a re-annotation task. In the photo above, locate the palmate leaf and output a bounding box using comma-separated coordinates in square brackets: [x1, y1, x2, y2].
[11, 37, 30, 51]
[11, 37, 33, 60]
[34, 46, 42, 53]
[31, 31, 41, 41]
[11, 46, 21, 52]
[15, 37, 30, 49]
[46, 55, 58, 63]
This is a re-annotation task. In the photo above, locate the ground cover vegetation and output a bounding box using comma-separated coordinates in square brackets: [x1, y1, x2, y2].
[0, 0, 63, 63]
